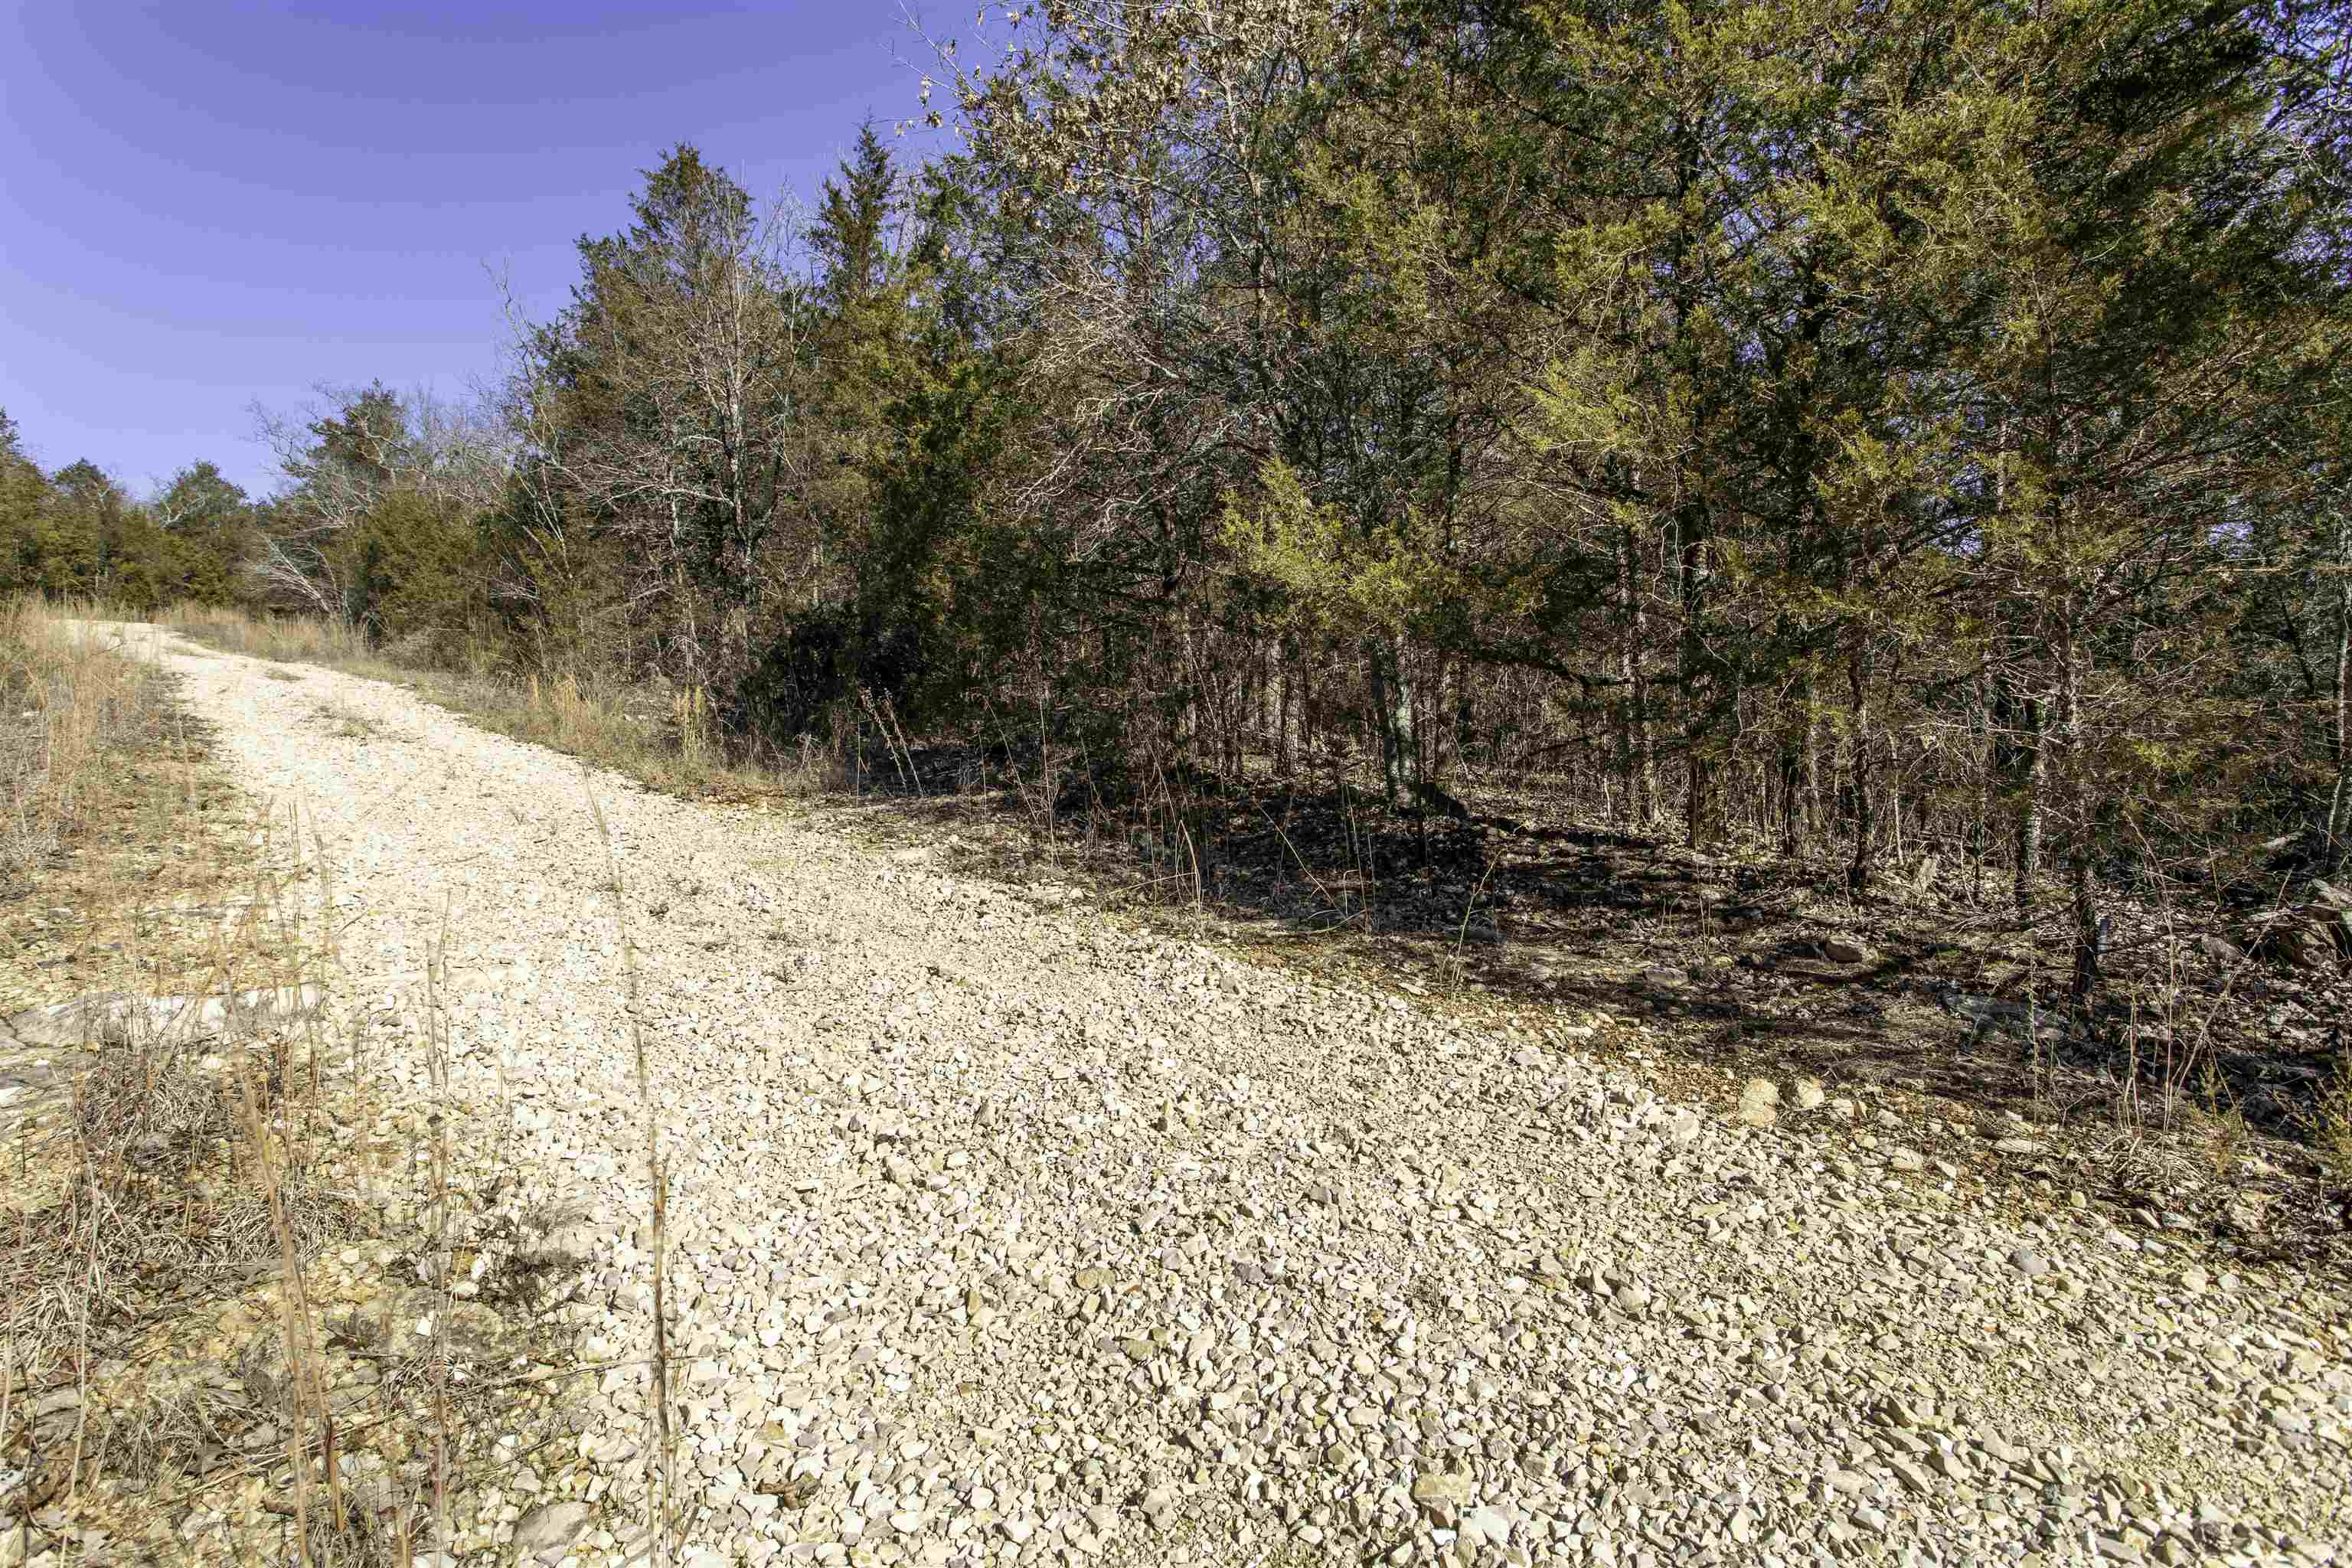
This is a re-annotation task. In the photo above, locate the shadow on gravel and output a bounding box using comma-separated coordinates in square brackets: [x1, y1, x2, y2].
[808, 746, 2352, 1272]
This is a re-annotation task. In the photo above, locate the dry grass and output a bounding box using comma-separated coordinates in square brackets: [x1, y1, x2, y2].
[160, 607, 372, 665]
[589, 789, 678, 1562]
[2, 609, 188, 905]
[0, 599, 354, 1551]
[165, 603, 811, 803]
[1, 599, 595, 1566]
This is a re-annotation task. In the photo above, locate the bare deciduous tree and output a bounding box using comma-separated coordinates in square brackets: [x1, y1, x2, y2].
[247, 382, 511, 621]
[501, 148, 821, 693]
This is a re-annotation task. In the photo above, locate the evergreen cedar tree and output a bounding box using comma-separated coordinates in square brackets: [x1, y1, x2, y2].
[12, 0, 2350, 1001]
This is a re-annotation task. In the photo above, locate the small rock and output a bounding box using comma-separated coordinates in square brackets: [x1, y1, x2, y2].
[1459, 1507, 1514, 1548]
[1792, 1076, 1826, 1110]
[1412, 1471, 1476, 1511]
[1736, 1079, 1779, 1128]
[511, 1501, 595, 1565]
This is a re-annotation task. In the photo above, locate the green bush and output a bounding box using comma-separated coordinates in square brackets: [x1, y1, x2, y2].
[347, 491, 493, 652]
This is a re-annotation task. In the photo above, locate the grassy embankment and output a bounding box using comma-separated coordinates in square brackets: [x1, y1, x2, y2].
[2, 600, 603, 1566]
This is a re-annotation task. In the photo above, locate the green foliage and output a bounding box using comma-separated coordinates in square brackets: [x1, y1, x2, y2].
[23, 2, 2352, 916]
[0, 432, 248, 611]
[294, 382, 411, 490]
[852, 353, 1031, 727]
[809, 120, 898, 312]
[0, 410, 60, 598]
[346, 489, 492, 652]
[1223, 459, 1455, 642]
[154, 462, 255, 606]
[514, 144, 813, 693]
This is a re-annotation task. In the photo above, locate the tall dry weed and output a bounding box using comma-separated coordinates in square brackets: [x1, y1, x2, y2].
[2, 603, 420, 1563]
[0, 603, 626, 1565]
[163, 605, 370, 665]
[1, 605, 175, 891]
[168, 602, 768, 805]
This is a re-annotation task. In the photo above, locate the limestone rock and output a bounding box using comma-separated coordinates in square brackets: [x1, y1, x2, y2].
[512, 1501, 596, 1565]
[1735, 1078, 1779, 1128]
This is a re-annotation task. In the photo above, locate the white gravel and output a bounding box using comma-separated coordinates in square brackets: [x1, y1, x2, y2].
[134, 628, 2352, 1568]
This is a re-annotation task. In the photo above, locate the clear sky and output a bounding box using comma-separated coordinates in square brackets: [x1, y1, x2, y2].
[1, 3, 933, 498]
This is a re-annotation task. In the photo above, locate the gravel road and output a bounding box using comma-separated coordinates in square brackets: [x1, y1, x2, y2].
[129, 626, 2351, 1568]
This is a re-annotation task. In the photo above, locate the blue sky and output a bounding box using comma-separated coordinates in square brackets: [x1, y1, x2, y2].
[1, 3, 935, 498]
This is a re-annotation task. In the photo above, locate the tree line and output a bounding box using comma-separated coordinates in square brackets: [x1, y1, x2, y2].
[1, 423, 252, 610]
[8, 0, 2350, 1001]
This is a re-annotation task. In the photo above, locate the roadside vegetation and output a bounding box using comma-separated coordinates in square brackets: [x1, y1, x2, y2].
[0, 601, 595, 1565]
[163, 603, 804, 803]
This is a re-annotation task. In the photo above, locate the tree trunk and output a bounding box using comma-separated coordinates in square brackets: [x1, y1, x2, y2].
[2013, 710, 2043, 913]
[1274, 638, 1296, 779]
[1992, 672, 2044, 913]
[1805, 694, 1823, 852]
[1971, 671, 1992, 904]
[1779, 662, 1812, 858]
[1369, 637, 1419, 812]
[1679, 518, 1710, 850]
[2328, 506, 2351, 870]
[1778, 737, 1802, 858]
[1452, 662, 1475, 776]
[2055, 610, 2102, 1010]
[1846, 637, 1874, 898]
[1619, 525, 1654, 828]
[2067, 847, 2102, 1011]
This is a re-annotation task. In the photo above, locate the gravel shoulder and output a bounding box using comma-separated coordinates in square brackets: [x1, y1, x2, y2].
[120, 625, 2352, 1568]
